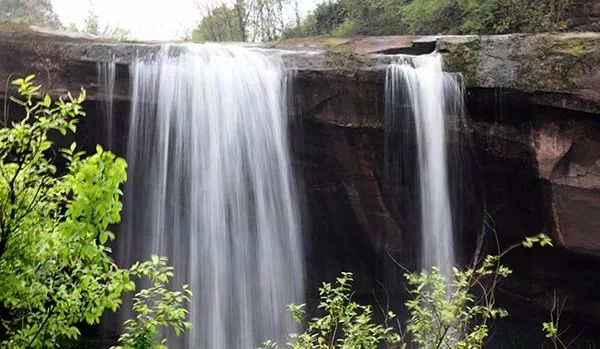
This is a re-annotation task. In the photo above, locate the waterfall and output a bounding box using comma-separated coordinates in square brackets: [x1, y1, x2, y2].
[97, 56, 116, 147]
[384, 54, 464, 278]
[116, 44, 304, 348]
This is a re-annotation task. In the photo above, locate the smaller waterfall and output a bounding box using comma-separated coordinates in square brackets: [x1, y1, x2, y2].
[385, 54, 464, 277]
[97, 56, 116, 147]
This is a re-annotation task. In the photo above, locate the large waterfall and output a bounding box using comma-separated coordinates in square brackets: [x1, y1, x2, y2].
[384, 54, 464, 277]
[115, 45, 304, 348]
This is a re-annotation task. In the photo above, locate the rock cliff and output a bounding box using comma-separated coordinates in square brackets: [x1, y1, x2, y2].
[1, 23, 599, 346]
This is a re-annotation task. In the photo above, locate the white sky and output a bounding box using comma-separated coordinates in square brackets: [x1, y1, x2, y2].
[50, 0, 319, 41]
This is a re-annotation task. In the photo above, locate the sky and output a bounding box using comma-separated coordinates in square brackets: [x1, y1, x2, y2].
[50, 0, 319, 41]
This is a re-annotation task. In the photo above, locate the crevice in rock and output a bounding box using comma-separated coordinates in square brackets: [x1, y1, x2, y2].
[372, 41, 436, 55]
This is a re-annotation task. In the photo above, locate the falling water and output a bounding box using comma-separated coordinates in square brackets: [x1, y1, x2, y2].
[117, 44, 304, 348]
[385, 54, 464, 277]
[97, 56, 116, 147]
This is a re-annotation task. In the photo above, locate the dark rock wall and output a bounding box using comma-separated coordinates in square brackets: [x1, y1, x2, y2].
[293, 73, 600, 345]
[464, 88, 600, 346]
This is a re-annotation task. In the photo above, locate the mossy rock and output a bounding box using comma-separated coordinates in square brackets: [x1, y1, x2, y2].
[440, 37, 481, 86]
[517, 34, 600, 92]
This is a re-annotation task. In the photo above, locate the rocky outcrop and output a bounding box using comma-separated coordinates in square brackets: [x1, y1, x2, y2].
[4, 24, 599, 116]
[439, 33, 600, 114]
[531, 118, 600, 257]
[0, 22, 157, 101]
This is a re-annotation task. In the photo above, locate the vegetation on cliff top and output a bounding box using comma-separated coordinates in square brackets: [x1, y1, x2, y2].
[190, 0, 573, 42]
[0, 0, 62, 30]
[0, 0, 576, 42]
[282, 0, 571, 38]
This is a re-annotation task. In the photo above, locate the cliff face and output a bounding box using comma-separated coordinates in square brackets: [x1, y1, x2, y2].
[443, 33, 600, 264]
[287, 34, 600, 344]
[1, 24, 600, 345]
[281, 33, 600, 258]
[440, 33, 600, 114]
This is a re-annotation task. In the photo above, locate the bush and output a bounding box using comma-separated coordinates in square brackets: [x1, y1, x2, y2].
[260, 272, 404, 349]
[403, 0, 569, 34]
[265, 234, 553, 348]
[112, 256, 192, 349]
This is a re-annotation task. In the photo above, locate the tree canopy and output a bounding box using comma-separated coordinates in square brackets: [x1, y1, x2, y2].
[191, 0, 571, 42]
[192, 4, 246, 42]
[191, 0, 289, 42]
[282, 0, 571, 39]
[67, 10, 131, 41]
[0, 0, 62, 29]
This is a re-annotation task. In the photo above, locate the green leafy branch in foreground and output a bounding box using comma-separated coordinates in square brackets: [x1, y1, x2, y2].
[542, 289, 578, 349]
[406, 233, 553, 349]
[111, 256, 192, 349]
[260, 272, 404, 349]
[0, 75, 191, 348]
[263, 233, 552, 349]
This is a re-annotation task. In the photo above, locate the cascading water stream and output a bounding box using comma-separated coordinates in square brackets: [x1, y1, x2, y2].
[385, 54, 464, 278]
[113, 44, 304, 348]
[97, 56, 116, 147]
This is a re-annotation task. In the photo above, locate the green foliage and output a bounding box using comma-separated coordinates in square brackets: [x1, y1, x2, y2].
[269, 234, 553, 349]
[282, 0, 406, 38]
[0, 76, 190, 348]
[542, 291, 571, 349]
[404, 233, 551, 348]
[338, 0, 406, 35]
[0, 75, 132, 348]
[67, 10, 130, 41]
[283, 0, 570, 38]
[246, 0, 288, 41]
[522, 232, 553, 248]
[192, 4, 246, 42]
[260, 272, 405, 349]
[282, 0, 349, 38]
[191, 0, 289, 42]
[405, 262, 508, 348]
[543, 321, 558, 339]
[403, 0, 569, 34]
[0, 0, 62, 29]
[112, 256, 192, 349]
[401, 0, 462, 34]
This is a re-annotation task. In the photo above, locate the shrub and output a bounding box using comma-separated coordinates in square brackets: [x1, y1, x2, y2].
[265, 234, 552, 348]
[260, 272, 404, 349]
